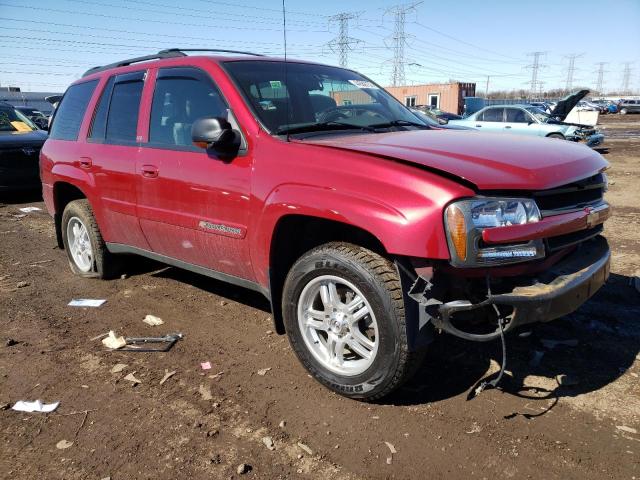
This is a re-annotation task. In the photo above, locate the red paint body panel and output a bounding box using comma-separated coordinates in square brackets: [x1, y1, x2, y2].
[482, 204, 610, 245]
[40, 55, 610, 293]
[302, 130, 607, 190]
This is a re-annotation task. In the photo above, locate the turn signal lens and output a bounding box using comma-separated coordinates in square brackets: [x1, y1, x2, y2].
[445, 204, 467, 261]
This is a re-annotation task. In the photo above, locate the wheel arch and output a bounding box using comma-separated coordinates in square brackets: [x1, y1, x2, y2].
[268, 214, 387, 335]
[53, 182, 88, 249]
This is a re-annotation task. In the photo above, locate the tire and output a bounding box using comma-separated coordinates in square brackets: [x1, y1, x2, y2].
[620, 108, 628, 115]
[547, 133, 564, 140]
[282, 242, 424, 401]
[61, 199, 120, 279]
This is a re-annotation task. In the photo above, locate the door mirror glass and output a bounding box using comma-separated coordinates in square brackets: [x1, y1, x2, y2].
[192, 117, 240, 155]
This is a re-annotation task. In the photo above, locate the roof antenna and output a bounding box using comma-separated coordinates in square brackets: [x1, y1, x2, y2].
[282, 0, 291, 142]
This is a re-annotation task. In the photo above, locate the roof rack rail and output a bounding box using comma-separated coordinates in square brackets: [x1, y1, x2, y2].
[82, 50, 186, 77]
[158, 48, 265, 57]
[82, 48, 265, 78]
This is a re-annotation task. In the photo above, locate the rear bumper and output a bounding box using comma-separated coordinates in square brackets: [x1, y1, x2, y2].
[436, 236, 610, 341]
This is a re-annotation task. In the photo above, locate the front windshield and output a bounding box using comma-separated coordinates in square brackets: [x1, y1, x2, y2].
[0, 106, 38, 132]
[525, 107, 550, 123]
[223, 61, 425, 134]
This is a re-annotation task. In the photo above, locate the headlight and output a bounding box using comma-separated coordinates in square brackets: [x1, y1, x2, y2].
[444, 198, 544, 267]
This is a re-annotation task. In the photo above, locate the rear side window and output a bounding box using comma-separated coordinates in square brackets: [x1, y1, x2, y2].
[88, 76, 115, 142]
[480, 108, 503, 122]
[49, 80, 98, 140]
[505, 108, 529, 123]
[105, 77, 144, 144]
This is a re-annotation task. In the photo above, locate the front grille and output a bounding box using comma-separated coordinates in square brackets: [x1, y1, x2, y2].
[533, 173, 606, 216]
[546, 224, 603, 252]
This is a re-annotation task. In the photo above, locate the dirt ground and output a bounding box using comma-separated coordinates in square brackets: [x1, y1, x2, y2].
[1, 115, 639, 480]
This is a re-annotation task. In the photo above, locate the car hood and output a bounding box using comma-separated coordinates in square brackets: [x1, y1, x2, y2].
[550, 89, 589, 120]
[297, 130, 608, 191]
[0, 130, 47, 149]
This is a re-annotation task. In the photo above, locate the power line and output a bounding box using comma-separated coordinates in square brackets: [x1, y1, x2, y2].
[0, 3, 327, 33]
[327, 12, 362, 67]
[411, 21, 521, 61]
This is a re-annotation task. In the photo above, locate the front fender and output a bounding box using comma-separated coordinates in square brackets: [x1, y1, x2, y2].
[251, 177, 470, 287]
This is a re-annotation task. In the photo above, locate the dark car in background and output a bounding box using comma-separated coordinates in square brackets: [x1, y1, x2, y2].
[0, 102, 47, 192]
[14, 106, 50, 130]
[414, 105, 462, 124]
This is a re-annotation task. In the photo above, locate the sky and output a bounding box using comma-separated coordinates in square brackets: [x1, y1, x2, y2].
[0, 0, 639, 93]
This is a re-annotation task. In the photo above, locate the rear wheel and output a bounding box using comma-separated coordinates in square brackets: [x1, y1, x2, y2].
[61, 199, 120, 279]
[620, 108, 628, 115]
[282, 242, 424, 401]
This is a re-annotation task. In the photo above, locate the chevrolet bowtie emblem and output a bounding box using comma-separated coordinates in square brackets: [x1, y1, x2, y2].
[585, 207, 599, 228]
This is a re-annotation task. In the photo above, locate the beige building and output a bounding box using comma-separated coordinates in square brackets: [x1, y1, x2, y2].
[385, 82, 476, 114]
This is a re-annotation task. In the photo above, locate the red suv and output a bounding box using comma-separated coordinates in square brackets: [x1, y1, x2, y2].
[41, 49, 611, 400]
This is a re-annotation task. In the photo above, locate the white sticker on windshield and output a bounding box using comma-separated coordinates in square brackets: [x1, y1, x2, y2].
[348, 80, 379, 90]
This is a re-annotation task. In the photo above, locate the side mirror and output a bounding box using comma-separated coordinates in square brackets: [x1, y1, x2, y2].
[192, 117, 241, 156]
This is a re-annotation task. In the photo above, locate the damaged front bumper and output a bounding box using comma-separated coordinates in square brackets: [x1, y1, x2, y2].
[568, 131, 605, 148]
[429, 236, 610, 341]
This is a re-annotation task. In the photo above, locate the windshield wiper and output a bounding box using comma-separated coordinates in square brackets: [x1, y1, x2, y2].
[276, 121, 376, 135]
[367, 119, 430, 129]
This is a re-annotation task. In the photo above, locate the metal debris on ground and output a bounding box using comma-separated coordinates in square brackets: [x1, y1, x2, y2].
[18, 207, 41, 213]
[201, 361, 212, 370]
[616, 425, 638, 434]
[385, 441, 396, 464]
[262, 436, 276, 450]
[56, 439, 73, 449]
[16, 281, 29, 288]
[11, 400, 60, 413]
[159, 369, 177, 385]
[198, 384, 213, 400]
[68, 299, 107, 308]
[297, 441, 313, 455]
[123, 372, 141, 385]
[257, 367, 271, 376]
[119, 333, 183, 352]
[142, 314, 164, 326]
[102, 331, 126, 350]
[110, 363, 127, 374]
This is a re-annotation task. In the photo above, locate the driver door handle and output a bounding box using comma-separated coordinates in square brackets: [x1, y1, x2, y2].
[505, 125, 512, 129]
[475, 124, 482, 127]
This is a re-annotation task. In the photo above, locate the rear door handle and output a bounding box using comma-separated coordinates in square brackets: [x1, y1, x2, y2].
[141, 165, 159, 178]
[79, 157, 92, 169]
[505, 125, 512, 129]
[475, 124, 482, 127]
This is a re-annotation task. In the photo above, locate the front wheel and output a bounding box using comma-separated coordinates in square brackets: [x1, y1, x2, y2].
[282, 242, 424, 401]
[547, 133, 565, 140]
